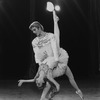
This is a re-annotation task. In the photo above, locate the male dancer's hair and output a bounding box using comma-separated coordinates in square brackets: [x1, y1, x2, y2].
[29, 21, 44, 31]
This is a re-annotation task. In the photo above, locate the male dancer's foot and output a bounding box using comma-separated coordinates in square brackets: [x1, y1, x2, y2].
[48, 86, 59, 100]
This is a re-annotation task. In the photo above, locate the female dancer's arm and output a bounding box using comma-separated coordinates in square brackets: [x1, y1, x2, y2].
[18, 67, 40, 87]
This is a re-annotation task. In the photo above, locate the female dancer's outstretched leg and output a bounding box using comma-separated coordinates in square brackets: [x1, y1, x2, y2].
[65, 66, 84, 100]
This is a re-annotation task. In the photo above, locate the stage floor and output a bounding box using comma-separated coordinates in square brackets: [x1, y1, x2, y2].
[0, 78, 99, 100]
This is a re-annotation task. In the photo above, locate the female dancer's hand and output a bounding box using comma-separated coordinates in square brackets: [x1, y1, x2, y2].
[18, 80, 24, 87]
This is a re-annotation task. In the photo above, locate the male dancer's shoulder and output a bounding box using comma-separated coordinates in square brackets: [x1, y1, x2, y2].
[47, 32, 55, 39]
[32, 37, 38, 48]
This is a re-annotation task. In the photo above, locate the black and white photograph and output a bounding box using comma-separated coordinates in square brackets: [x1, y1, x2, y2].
[0, 0, 100, 100]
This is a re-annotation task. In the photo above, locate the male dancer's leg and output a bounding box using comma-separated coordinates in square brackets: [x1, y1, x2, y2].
[47, 69, 60, 92]
[40, 81, 51, 100]
[36, 63, 59, 91]
[47, 82, 59, 100]
[38, 63, 60, 100]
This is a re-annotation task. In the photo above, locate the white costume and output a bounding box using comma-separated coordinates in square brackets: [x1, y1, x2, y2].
[32, 33, 69, 73]
[52, 48, 69, 78]
[32, 33, 59, 69]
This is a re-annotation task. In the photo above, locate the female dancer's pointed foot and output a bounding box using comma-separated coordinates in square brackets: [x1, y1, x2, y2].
[76, 90, 84, 100]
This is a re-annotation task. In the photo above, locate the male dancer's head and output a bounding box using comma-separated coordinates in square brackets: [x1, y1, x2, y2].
[29, 21, 45, 37]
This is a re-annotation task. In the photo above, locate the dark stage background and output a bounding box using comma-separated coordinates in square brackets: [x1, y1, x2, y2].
[0, 0, 100, 80]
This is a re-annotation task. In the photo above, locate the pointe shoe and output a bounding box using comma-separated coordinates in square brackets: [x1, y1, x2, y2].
[76, 90, 84, 100]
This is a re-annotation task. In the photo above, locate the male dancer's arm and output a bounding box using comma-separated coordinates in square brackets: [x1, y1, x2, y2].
[32, 40, 42, 65]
